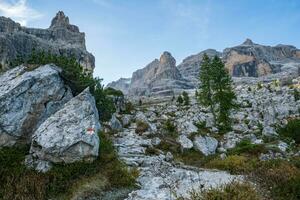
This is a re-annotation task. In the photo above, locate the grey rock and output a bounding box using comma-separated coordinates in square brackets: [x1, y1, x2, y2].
[109, 114, 123, 131]
[232, 123, 249, 133]
[177, 49, 222, 87]
[278, 141, 288, 152]
[122, 114, 133, 127]
[165, 152, 173, 162]
[123, 51, 194, 96]
[27, 88, 101, 172]
[0, 11, 95, 73]
[262, 126, 277, 136]
[151, 137, 161, 146]
[222, 132, 242, 150]
[223, 39, 300, 77]
[0, 65, 73, 147]
[176, 135, 193, 150]
[193, 136, 218, 156]
[220, 153, 227, 160]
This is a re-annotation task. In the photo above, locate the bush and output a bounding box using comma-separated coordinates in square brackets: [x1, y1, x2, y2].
[0, 132, 137, 199]
[278, 118, 300, 144]
[135, 121, 149, 134]
[188, 181, 261, 200]
[163, 119, 177, 134]
[104, 87, 124, 97]
[121, 101, 135, 114]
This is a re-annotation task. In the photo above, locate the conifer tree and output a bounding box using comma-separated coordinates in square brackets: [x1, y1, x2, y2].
[177, 95, 184, 105]
[196, 54, 237, 131]
[182, 91, 190, 106]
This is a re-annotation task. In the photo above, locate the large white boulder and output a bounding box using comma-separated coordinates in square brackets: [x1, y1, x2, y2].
[27, 88, 101, 172]
[177, 135, 193, 150]
[0, 65, 73, 147]
[193, 136, 218, 156]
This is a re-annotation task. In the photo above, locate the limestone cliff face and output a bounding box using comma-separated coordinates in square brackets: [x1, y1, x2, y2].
[177, 49, 222, 87]
[106, 78, 131, 95]
[0, 11, 95, 74]
[129, 52, 193, 96]
[223, 39, 300, 77]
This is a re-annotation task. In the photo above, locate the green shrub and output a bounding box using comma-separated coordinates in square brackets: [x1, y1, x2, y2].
[188, 181, 261, 200]
[105, 87, 124, 97]
[228, 139, 267, 156]
[121, 101, 135, 114]
[163, 119, 178, 138]
[278, 118, 300, 144]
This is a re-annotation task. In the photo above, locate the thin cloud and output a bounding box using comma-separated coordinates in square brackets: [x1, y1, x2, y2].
[91, 0, 112, 8]
[0, 0, 42, 26]
[160, 0, 211, 38]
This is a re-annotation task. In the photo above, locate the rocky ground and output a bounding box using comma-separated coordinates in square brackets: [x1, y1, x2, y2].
[108, 76, 300, 200]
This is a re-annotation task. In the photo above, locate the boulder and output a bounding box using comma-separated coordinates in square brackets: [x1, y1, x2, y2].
[262, 126, 277, 136]
[109, 114, 123, 131]
[122, 114, 133, 127]
[193, 136, 218, 156]
[151, 137, 161, 146]
[177, 135, 193, 150]
[27, 88, 100, 172]
[0, 65, 73, 147]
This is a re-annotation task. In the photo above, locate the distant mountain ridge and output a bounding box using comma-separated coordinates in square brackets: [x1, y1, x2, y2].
[108, 39, 300, 96]
[0, 11, 95, 74]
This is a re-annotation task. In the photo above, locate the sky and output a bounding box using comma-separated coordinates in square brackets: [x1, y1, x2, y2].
[0, 0, 300, 84]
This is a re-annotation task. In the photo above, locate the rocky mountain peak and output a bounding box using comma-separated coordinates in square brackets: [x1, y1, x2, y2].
[0, 16, 21, 33]
[159, 51, 176, 66]
[49, 11, 79, 32]
[242, 38, 255, 45]
[51, 11, 69, 26]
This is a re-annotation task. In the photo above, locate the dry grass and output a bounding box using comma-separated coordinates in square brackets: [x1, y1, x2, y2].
[187, 181, 262, 200]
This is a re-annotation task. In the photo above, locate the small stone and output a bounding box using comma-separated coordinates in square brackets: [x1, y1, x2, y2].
[165, 152, 173, 162]
[151, 137, 161, 146]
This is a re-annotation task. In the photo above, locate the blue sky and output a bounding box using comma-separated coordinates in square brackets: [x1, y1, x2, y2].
[0, 0, 300, 84]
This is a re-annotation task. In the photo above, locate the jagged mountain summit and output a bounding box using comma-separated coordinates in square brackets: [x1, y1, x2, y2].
[128, 51, 193, 96]
[223, 38, 300, 77]
[0, 11, 95, 74]
[109, 39, 300, 96]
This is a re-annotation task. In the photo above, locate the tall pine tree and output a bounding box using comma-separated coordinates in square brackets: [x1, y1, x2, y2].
[197, 54, 216, 123]
[196, 54, 237, 131]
